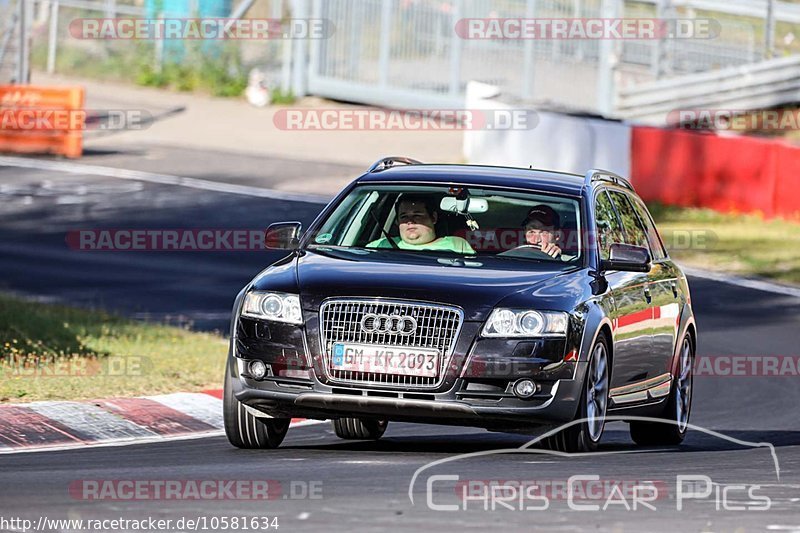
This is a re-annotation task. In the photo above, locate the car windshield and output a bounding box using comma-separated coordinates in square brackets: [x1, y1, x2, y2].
[307, 184, 583, 264]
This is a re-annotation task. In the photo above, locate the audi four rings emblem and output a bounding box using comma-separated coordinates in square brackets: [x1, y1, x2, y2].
[360, 313, 417, 335]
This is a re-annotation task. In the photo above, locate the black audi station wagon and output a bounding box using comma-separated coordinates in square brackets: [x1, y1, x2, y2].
[224, 157, 697, 452]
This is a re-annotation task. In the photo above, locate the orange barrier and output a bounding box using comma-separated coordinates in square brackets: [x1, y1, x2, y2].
[630, 126, 800, 220]
[0, 85, 85, 158]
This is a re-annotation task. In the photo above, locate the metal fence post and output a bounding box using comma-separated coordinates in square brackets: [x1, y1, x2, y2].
[305, 0, 323, 93]
[46, 0, 59, 74]
[154, 11, 164, 74]
[653, 0, 674, 79]
[765, 0, 776, 59]
[16, 0, 32, 84]
[573, 0, 583, 61]
[378, 0, 392, 87]
[449, 0, 463, 97]
[276, 0, 292, 93]
[521, 0, 536, 100]
[291, 0, 309, 97]
[596, 0, 620, 116]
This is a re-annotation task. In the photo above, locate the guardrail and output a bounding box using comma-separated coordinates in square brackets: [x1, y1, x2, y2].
[675, 0, 800, 24]
[617, 55, 800, 124]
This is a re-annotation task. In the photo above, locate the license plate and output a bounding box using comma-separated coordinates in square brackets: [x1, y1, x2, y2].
[331, 343, 440, 377]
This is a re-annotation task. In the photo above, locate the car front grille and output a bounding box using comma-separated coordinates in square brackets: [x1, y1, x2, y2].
[319, 298, 464, 389]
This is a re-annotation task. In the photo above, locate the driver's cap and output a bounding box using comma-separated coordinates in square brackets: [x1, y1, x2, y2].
[522, 205, 560, 228]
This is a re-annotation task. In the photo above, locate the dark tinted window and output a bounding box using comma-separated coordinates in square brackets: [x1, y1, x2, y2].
[630, 197, 667, 260]
[607, 191, 650, 251]
[594, 191, 625, 261]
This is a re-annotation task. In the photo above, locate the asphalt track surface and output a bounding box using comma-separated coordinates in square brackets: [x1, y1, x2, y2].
[1, 152, 800, 532]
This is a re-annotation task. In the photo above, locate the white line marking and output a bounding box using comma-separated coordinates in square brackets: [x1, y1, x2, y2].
[338, 460, 399, 465]
[131, 311, 232, 322]
[683, 266, 800, 299]
[0, 156, 331, 205]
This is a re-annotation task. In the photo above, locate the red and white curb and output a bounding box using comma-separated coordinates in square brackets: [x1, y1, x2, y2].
[0, 390, 323, 454]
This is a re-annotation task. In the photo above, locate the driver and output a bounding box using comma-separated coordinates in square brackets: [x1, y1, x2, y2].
[367, 194, 475, 254]
[518, 205, 563, 259]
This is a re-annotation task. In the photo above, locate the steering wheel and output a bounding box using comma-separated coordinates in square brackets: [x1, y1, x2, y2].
[500, 244, 555, 260]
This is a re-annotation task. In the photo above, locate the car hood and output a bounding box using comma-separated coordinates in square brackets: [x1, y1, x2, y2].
[290, 248, 575, 321]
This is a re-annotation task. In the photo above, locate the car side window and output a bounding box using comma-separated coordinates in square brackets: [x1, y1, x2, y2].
[607, 191, 650, 251]
[594, 190, 625, 261]
[630, 197, 668, 261]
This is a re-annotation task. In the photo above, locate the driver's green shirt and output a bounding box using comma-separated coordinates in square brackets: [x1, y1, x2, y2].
[367, 236, 475, 254]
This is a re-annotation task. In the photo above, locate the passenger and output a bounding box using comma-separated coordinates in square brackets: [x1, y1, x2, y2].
[367, 194, 475, 254]
[518, 205, 563, 259]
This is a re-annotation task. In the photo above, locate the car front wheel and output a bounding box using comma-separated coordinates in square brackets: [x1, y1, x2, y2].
[223, 360, 290, 449]
[332, 418, 388, 440]
[543, 335, 609, 453]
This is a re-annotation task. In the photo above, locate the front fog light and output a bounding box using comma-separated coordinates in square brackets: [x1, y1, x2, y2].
[249, 360, 268, 380]
[513, 379, 537, 398]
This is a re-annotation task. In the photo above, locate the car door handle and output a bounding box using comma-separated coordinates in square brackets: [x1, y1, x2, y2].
[643, 287, 652, 303]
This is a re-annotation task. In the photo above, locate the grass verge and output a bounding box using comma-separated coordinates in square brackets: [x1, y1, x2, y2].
[649, 203, 800, 286]
[0, 294, 227, 403]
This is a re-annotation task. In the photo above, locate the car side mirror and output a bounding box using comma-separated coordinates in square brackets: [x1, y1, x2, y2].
[601, 243, 651, 273]
[264, 222, 302, 250]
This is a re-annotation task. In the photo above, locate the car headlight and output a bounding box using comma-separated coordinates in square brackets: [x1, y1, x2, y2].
[482, 309, 568, 337]
[241, 291, 303, 325]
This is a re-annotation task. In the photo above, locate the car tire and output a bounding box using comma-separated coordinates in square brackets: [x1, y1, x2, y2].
[542, 334, 610, 453]
[223, 360, 290, 449]
[332, 418, 388, 440]
[630, 334, 694, 446]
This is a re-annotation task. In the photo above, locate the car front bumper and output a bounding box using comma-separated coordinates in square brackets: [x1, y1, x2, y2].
[230, 355, 587, 432]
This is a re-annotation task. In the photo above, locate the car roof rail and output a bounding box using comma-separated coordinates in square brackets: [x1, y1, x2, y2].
[583, 168, 635, 192]
[368, 156, 423, 173]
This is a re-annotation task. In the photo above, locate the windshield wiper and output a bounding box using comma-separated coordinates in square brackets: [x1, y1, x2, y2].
[368, 211, 399, 249]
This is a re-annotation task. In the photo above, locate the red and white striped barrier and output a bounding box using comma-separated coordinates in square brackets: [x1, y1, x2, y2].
[0, 391, 320, 453]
